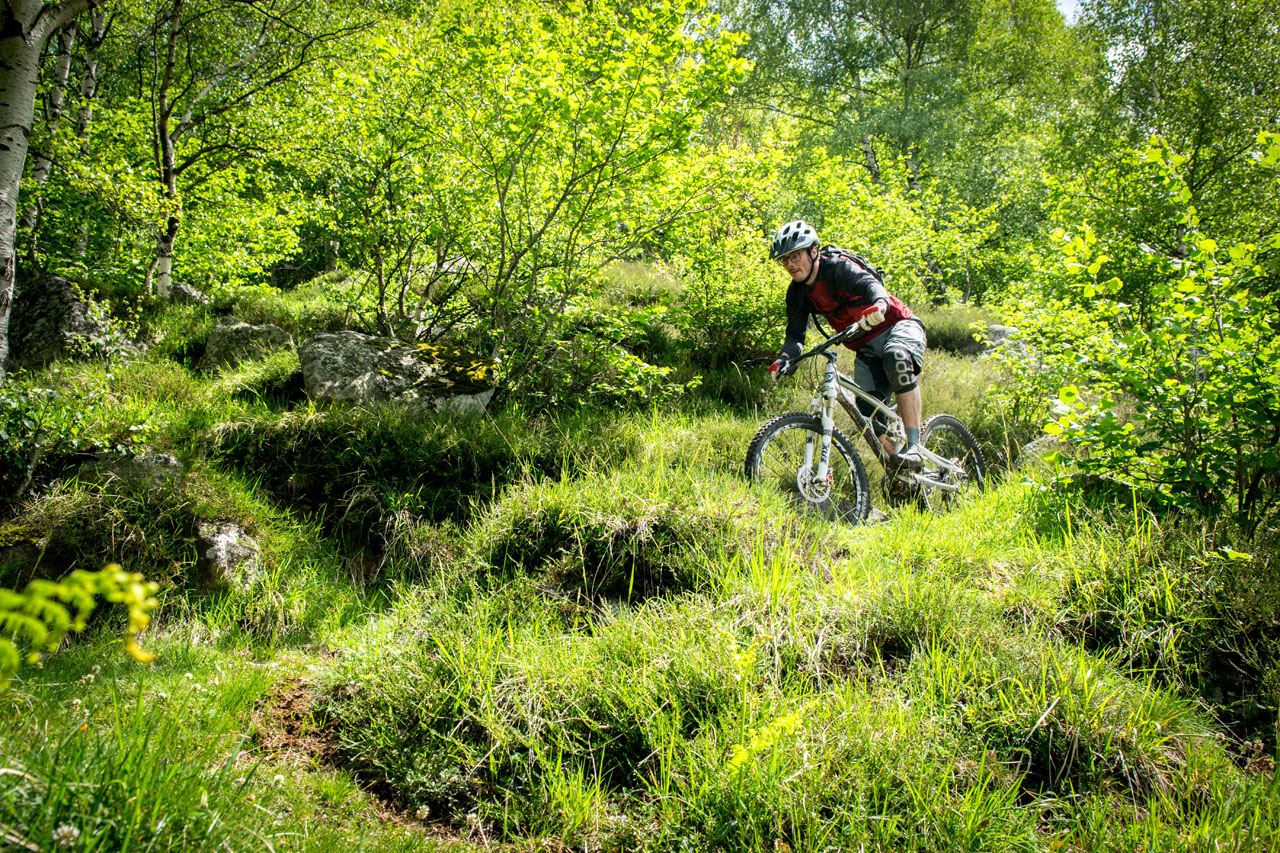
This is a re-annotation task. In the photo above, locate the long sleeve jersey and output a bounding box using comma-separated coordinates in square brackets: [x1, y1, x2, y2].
[780, 247, 914, 359]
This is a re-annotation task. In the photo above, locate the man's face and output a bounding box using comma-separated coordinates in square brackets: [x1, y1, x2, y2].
[777, 246, 816, 283]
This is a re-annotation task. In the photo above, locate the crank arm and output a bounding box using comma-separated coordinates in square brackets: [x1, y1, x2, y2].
[906, 473, 961, 492]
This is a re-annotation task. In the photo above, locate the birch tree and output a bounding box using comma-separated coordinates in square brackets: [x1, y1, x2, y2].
[126, 0, 364, 297]
[0, 0, 96, 375]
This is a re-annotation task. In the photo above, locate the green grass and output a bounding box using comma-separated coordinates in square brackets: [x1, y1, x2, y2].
[3, 330, 1279, 852]
[914, 302, 1003, 356]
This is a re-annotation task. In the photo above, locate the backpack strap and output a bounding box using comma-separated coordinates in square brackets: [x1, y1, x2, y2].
[821, 245, 885, 286]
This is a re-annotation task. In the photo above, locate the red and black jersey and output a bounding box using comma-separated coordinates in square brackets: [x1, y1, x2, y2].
[780, 247, 914, 358]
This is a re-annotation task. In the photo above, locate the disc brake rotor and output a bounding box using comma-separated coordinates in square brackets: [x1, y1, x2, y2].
[796, 466, 833, 502]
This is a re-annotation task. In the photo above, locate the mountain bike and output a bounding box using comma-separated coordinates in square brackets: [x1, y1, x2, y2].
[744, 324, 987, 524]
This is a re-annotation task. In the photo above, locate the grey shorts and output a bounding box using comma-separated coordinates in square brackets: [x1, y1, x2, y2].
[852, 317, 927, 410]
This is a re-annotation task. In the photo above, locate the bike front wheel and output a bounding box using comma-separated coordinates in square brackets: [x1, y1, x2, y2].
[916, 414, 987, 513]
[745, 413, 871, 525]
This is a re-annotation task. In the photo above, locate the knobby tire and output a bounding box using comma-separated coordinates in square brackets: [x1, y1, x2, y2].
[916, 414, 987, 513]
[744, 412, 871, 525]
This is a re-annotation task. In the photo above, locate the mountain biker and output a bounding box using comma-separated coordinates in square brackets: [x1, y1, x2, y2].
[767, 219, 928, 469]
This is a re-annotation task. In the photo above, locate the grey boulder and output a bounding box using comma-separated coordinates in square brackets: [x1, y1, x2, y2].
[5, 274, 137, 370]
[201, 319, 294, 370]
[79, 451, 186, 491]
[195, 522, 262, 590]
[298, 331, 497, 414]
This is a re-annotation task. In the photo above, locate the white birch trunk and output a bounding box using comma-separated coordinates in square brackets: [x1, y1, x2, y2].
[73, 9, 105, 258]
[0, 0, 94, 375]
[151, 0, 183, 301]
[25, 20, 75, 194]
[154, 245, 174, 298]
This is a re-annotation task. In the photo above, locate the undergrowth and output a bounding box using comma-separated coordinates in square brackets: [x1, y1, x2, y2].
[2, 329, 1278, 851]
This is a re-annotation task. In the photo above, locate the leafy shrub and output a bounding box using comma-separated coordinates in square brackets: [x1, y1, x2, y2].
[0, 373, 95, 506]
[514, 301, 697, 410]
[0, 564, 157, 684]
[669, 226, 784, 368]
[1041, 139, 1280, 533]
[799, 154, 996, 305]
[979, 296, 1118, 457]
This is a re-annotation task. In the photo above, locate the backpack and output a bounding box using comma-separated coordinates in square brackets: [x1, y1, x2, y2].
[821, 245, 886, 287]
[810, 246, 888, 338]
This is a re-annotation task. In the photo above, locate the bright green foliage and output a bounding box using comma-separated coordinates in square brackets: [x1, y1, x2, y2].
[22, 0, 329, 295]
[982, 293, 1117, 443]
[469, 467, 752, 598]
[1036, 138, 1280, 531]
[2, 342, 1279, 847]
[800, 153, 1002, 302]
[0, 565, 158, 684]
[1081, 0, 1280, 243]
[319, 475, 1276, 849]
[298, 0, 750, 398]
[0, 374, 94, 505]
[28, 102, 169, 291]
[0, 656, 272, 851]
[657, 141, 788, 367]
[523, 299, 697, 409]
[670, 225, 784, 367]
[721, 0, 1087, 299]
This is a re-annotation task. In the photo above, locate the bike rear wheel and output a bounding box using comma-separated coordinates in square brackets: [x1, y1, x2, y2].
[915, 414, 986, 513]
[745, 413, 871, 525]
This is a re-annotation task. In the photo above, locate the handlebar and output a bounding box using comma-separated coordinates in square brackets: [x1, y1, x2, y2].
[787, 324, 868, 369]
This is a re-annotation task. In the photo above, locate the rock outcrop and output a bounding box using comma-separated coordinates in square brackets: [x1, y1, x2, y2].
[298, 331, 497, 414]
[170, 282, 209, 305]
[195, 521, 262, 590]
[78, 451, 186, 491]
[201, 319, 294, 371]
[5, 274, 135, 370]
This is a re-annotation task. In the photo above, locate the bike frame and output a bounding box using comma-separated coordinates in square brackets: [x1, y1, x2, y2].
[792, 330, 966, 495]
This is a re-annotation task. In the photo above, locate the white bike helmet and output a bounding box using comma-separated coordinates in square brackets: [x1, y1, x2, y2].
[770, 220, 819, 260]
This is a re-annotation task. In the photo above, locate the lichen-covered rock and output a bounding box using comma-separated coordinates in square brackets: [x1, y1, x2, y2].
[195, 522, 262, 590]
[201, 319, 294, 371]
[5, 274, 139, 370]
[170, 282, 209, 305]
[980, 324, 1031, 359]
[79, 451, 186, 491]
[298, 331, 497, 413]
